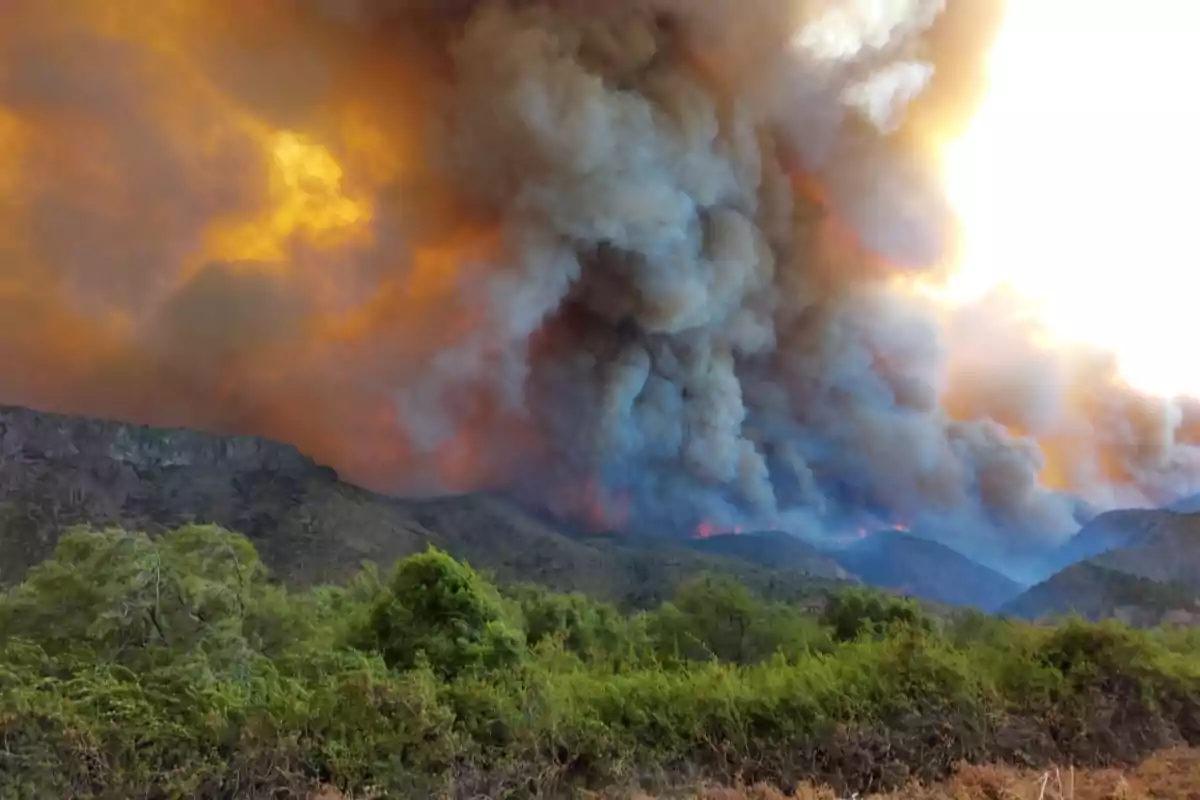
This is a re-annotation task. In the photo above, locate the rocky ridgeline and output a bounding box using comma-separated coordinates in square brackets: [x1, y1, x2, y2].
[0, 404, 345, 585]
[0, 404, 321, 476]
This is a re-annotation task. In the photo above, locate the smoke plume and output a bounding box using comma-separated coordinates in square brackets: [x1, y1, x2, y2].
[1, 0, 1195, 577]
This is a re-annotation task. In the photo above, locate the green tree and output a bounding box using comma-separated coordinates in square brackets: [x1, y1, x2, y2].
[647, 573, 829, 664]
[366, 547, 525, 678]
[506, 583, 630, 658]
[945, 607, 1012, 648]
[821, 587, 931, 643]
[1037, 617, 1161, 692]
[0, 524, 266, 672]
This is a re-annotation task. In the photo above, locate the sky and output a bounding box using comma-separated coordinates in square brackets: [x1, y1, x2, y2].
[941, 0, 1200, 398]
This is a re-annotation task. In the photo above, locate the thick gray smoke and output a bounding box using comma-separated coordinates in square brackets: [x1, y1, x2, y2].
[381, 0, 1084, 563]
[3, 0, 1198, 578]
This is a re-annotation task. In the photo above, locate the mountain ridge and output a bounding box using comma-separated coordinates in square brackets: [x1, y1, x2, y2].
[0, 403, 851, 608]
[823, 531, 1026, 611]
[1004, 508, 1200, 625]
[1001, 561, 1200, 626]
[6, 401, 1200, 622]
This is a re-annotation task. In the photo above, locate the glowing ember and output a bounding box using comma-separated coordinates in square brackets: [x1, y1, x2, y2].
[693, 522, 747, 540]
[834, 521, 912, 545]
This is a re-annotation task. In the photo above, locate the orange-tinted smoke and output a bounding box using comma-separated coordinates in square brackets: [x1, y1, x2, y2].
[938, 318, 1154, 498]
[790, 170, 885, 273]
[4, 0, 1153, 526]
[0, 0, 527, 492]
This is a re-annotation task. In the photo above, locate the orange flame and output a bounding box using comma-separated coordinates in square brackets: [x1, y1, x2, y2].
[693, 522, 747, 539]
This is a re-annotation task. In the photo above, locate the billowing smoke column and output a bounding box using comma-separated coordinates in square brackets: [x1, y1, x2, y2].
[1, 0, 1196, 575]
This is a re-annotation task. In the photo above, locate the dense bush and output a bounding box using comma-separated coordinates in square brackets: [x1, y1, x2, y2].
[2, 525, 1199, 798]
[821, 586, 933, 643]
[366, 547, 525, 678]
[645, 573, 833, 664]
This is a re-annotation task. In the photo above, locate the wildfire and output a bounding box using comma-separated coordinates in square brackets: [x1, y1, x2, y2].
[205, 131, 372, 266]
[693, 522, 747, 540]
[1, 0, 1194, 543]
[838, 521, 910, 544]
[690, 519, 909, 543]
[581, 481, 632, 532]
[0, 1, 509, 493]
[860, 522, 910, 538]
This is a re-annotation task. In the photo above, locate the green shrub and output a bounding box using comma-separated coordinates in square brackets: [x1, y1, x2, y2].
[2, 526, 1198, 797]
[0, 525, 267, 673]
[821, 586, 932, 643]
[646, 574, 831, 665]
[366, 547, 526, 678]
[506, 584, 626, 656]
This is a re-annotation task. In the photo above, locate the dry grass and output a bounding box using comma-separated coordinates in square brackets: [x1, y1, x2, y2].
[603, 746, 1200, 800]
[306, 747, 1200, 799]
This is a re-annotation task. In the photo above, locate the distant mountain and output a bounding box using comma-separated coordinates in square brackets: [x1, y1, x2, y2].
[824, 532, 1026, 611]
[1001, 562, 1200, 627]
[1087, 515, 1200, 589]
[1049, 508, 1196, 570]
[1045, 508, 1200, 592]
[22, 400, 1200, 623]
[1004, 508, 1200, 627]
[0, 404, 849, 608]
[1169, 494, 1200, 513]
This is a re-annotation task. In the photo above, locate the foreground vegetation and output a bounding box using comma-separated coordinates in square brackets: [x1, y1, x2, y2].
[2, 525, 1199, 798]
[618, 746, 1200, 799]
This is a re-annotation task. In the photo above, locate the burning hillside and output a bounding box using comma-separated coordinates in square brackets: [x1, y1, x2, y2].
[1, 0, 1197, 573]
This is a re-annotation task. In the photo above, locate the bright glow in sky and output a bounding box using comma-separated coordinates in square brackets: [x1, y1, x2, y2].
[941, 1, 1200, 398]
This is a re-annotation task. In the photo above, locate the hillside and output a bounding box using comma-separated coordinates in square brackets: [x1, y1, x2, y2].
[685, 530, 853, 581]
[680, 529, 1021, 611]
[1088, 515, 1200, 588]
[825, 531, 1026, 611]
[0, 404, 848, 607]
[1049, 508, 1200, 569]
[1170, 494, 1200, 513]
[1001, 561, 1200, 626]
[14, 401, 1200, 623]
[1005, 508, 1200, 625]
[3, 409, 1200, 795]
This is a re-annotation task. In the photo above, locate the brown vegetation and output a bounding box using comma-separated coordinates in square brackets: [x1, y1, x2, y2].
[309, 747, 1200, 799]
[616, 747, 1200, 800]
